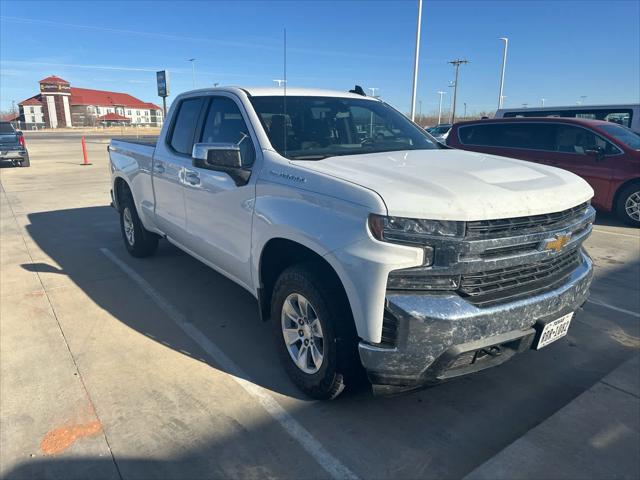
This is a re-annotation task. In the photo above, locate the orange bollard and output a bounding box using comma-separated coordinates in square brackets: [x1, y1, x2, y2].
[81, 136, 92, 166]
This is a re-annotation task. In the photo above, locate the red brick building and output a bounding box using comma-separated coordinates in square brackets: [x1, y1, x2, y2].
[18, 76, 163, 129]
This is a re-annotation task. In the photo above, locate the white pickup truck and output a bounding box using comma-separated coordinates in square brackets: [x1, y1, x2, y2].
[109, 87, 595, 399]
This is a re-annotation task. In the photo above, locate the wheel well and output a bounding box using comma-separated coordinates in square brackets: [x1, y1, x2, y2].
[613, 178, 640, 209]
[258, 239, 351, 322]
[113, 177, 131, 211]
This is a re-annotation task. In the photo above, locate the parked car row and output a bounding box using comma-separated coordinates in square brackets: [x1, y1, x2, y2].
[442, 117, 639, 226]
[0, 121, 29, 167]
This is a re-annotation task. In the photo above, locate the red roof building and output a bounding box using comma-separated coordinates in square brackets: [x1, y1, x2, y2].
[17, 76, 163, 129]
[97, 112, 131, 123]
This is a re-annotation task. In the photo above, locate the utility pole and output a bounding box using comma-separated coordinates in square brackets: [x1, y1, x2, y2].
[437, 91, 446, 124]
[188, 58, 196, 88]
[448, 59, 469, 124]
[410, 0, 423, 121]
[497, 37, 508, 109]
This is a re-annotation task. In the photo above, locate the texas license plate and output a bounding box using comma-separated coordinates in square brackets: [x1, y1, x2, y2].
[536, 312, 574, 349]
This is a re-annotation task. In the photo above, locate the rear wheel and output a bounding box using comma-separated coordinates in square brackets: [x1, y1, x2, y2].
[19, 155, 30, 167]
[271, 264, 358, 400]
[615, 183, 640, 227]
[119, 189, 159, 257]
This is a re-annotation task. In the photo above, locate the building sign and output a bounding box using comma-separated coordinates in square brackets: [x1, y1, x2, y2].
[157, 70, 169, 97]
[40, 83, 71, 93]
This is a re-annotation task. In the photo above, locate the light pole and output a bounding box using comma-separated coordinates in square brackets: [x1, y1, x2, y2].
[410, 0, 423, 121]
[368, 88, 379, 136]
[497, 37, 508, 109]
[188, 58, 196, 88]
[463, 102, 467, 118]
[448, 59, 469, 124]
[541, 98, 546, 107]
[418, 100, 422, 118]
[437, 90, 446, 124]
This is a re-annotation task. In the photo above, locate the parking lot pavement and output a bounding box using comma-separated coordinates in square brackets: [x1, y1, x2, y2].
[1, 135, 639, 479]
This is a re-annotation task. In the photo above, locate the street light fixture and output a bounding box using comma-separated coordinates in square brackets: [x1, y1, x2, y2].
[497, 37, 508, 109]
[188, 58, 196, 88]
[273, 79, 287, 87]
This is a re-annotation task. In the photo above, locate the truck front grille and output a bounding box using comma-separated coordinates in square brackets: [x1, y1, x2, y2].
[459, 248, 582, 307]
[466, 203, 590, 239]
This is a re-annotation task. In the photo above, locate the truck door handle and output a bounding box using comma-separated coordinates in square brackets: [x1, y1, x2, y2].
[185, 171, 200, 185]
[153, 162, 165, 174]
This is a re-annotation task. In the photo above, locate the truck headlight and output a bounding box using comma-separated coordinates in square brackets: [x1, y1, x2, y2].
[368, 214, 464, 244]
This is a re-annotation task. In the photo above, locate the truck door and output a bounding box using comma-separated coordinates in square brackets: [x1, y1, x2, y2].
[152, 97, 205, 241]
[182, 95, 258, 290]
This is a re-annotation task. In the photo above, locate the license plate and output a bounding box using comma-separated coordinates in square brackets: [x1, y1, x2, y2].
[536, 312, 574, 349]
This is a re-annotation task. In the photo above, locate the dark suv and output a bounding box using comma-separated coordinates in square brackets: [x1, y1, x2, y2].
[446, 117, 640, 225]
[0, 122, 30, 167]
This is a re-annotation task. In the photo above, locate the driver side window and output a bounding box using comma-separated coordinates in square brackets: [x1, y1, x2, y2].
[200, 97, 256, 167]
[554, 125, 619, 155]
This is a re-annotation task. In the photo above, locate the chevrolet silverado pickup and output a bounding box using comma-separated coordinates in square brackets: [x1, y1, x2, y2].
[0, 121, 29, 167]
[109, 87, 595, 399]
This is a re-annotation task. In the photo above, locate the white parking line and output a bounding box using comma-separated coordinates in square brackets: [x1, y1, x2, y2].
[100, 247, 359, 480]
[587, 298, 640, 318]
[592, 228, 640, 239]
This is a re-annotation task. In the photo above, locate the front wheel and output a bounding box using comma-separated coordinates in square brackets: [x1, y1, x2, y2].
[119, 191, 159, 257]
[271, 264, 358, 400]
[615, 183, 640, 227]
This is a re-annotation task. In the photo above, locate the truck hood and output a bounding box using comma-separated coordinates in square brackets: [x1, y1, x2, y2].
[293, 149, 594, 220]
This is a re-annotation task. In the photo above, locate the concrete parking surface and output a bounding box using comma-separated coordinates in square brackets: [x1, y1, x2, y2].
[1, 133, 639, 479]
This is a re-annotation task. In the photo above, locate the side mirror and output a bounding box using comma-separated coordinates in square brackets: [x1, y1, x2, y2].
[584, 146, 605, 160]
[191, 143, 250, 185]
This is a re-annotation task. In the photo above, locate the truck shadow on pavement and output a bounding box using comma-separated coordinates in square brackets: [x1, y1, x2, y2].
[8, 205, 639, 480]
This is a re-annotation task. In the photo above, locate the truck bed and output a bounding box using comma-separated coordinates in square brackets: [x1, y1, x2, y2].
[111, 136, 158, 146]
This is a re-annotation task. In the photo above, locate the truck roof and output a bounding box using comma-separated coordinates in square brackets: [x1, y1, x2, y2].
[184, 86, 380, 100]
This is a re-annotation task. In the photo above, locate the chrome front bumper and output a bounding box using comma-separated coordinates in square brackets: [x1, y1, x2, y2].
[359, 250, 593, 393]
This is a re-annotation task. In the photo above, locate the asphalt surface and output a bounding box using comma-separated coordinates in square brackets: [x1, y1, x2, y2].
[1, 135, 639, 479]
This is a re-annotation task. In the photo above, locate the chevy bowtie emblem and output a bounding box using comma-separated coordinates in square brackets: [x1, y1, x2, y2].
[542, 233, 572, 252]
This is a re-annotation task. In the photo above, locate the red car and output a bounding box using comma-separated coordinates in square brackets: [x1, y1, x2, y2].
[446, 117, 640, 225]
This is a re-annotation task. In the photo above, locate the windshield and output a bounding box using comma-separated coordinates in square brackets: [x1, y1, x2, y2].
[600, 124, 640, 150]
[428, 125, 451, 135]
[249, 96, 440, 159]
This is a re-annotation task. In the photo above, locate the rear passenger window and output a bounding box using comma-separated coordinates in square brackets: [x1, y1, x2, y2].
[169, 98, 204, 155]
[458, 123, 554, 150]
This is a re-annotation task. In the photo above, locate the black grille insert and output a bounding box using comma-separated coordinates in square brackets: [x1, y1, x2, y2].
[459, 249, 582, 307]
[466, 203, 589, 239]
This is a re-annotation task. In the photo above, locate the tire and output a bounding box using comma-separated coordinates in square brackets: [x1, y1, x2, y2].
[615, 182, 640, 227]
[119, 189, 159, 257]
[19, 155, 30, 167]
[271, 264, 358, 400]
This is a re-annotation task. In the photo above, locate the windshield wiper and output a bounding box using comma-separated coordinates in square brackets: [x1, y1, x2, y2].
[289, 154, 329, 160]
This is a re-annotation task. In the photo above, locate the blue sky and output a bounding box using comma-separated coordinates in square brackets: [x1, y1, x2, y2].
[1, 0, 639, 115]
